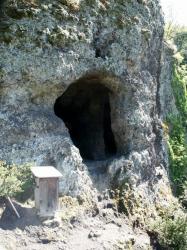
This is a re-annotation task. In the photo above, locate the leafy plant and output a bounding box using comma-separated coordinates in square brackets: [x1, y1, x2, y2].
[180, 181, 187, 207]
[166, 61, 187, 196]
[167, 115, 187, 196]
[151, 206, 187, 250]
[174, 31, 187, 65]
[164, 22, 179, 41]
[0, 161, 34, 201]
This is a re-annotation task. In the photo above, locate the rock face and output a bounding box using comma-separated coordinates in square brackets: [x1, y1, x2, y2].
[0, 0, 170, 201]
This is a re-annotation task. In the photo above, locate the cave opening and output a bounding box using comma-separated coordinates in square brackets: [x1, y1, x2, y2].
[54, 79, 117, 161]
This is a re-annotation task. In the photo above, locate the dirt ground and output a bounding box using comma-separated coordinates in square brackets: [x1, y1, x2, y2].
[0, 198, 152, 250]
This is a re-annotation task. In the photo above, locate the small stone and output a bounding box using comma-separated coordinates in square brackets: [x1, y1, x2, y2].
[106, 202, 115, 209]
[41, 4, 49, 10]
[114, 212, 119, 218]
[88, 231, 94, 238]
[97, 195, 102, 202]
[108, 190, 114, 198]
[102, 211, 106, 217]
[88, 230, 102, 238]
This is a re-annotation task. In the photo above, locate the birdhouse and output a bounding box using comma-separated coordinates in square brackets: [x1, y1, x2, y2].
[31, 166, 62, 218]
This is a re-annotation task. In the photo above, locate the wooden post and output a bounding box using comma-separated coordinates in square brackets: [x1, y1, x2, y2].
[7, 197, 20, 218]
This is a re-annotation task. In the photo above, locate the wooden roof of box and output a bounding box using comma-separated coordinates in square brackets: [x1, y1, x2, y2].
[31, 166, 62, 178]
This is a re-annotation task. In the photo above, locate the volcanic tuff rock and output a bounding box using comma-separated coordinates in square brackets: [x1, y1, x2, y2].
[0, 0, 172, 203]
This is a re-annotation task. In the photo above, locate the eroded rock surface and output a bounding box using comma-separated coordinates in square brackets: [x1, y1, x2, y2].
[0, 0, 171, 205]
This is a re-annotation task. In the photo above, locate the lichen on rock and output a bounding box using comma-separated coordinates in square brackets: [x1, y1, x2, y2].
[0, 0, 173, 212]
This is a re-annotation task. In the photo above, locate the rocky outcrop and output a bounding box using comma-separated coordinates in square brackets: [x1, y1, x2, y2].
[0, 0, 172, 203]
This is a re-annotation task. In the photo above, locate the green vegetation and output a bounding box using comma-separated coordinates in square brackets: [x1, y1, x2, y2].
[165, 26, 187, 196]
[154, 26, 187, 249]
[164, 22, 187, 43]
[174, 31, 187, 64]
[0, 161, 34, 201]
[167, 117, 187, 196]
[151, 205, 187, 250]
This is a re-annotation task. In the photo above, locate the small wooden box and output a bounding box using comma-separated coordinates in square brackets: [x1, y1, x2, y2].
[31, 166, 62, 217]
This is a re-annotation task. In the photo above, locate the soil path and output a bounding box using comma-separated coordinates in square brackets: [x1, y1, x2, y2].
[0, 201, 151, 250]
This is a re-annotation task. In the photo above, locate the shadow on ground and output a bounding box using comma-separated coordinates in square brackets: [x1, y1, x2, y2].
[0, 200, 40, 230]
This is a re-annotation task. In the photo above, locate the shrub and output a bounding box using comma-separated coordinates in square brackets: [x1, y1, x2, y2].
[151, 207, 187, 250]
[180, 181, 187, 207]
[167, 115, 187, 196]
[166, 62, 187, 196]
[0, 161, 34, 201]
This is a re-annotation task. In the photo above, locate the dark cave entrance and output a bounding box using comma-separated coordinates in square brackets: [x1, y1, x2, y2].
[54, 79, 117, 161]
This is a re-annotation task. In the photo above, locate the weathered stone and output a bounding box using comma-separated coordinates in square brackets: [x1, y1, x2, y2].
[0, 0, 173, 207]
